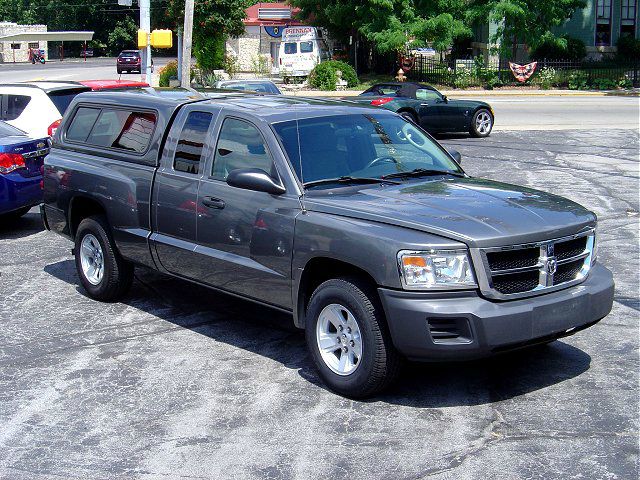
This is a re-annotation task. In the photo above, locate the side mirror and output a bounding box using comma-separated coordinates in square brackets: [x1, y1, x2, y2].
[442, 95, 448, 103]
[448, 149, 462, 164]
[226, 168, 286, 195]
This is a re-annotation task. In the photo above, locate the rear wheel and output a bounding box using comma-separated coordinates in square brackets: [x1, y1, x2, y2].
[74, 215, 133, 301]
[305, 277, 402, 398]
[117, 67, 122, 74]
[470, 108, 493, 137]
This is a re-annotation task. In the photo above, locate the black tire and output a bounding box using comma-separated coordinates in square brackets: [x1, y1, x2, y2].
[117, 68, 122, 74]
[470, 108, 493, 137]
[74, 215, 133, 301]
[305, 277, 402, 398]
[399, 111, 418, 124]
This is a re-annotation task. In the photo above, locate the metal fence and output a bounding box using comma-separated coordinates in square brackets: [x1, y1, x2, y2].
[408, 56, 640, 88]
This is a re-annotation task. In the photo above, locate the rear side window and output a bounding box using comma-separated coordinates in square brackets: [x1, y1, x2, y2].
[47, 88, 90, 115]
[66, 107, 100, 142]
[67, 107, 157, 153]
[284, 43, 297, 54]
[300, 41, 313, 53]
[2, 95, 31, 120]
[173, 111, 213, 174]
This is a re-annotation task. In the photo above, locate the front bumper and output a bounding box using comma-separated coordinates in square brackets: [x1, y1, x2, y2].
[378, 263, 614, 361]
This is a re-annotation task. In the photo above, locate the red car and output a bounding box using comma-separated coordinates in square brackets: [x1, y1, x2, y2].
[80, 80, 149, 91]
[116, 50, 142, 74]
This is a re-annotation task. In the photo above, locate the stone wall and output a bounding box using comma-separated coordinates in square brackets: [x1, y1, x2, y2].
[0, 22, 48, 63]
[226, 26, 281, 73]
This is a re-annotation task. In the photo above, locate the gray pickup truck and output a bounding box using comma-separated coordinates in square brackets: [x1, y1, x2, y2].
[41, 90, 614, 398]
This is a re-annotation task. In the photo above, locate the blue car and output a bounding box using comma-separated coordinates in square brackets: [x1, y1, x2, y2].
[0, 121, 49, 218]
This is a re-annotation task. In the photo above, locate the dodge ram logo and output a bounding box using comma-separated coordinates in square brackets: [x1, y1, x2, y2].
[545, 257, 558, 275]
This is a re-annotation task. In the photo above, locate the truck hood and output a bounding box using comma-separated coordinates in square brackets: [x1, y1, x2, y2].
[303, 177, 596, 248]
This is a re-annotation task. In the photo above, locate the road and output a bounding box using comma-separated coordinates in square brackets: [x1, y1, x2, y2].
[0, 129, 637, 479]
[1, 59, 638, 131]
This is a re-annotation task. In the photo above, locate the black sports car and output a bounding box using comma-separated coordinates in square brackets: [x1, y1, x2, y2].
[353, 82, 494, 137]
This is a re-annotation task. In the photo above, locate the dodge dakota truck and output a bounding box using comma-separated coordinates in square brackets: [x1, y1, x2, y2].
[41, 91, 615, 398]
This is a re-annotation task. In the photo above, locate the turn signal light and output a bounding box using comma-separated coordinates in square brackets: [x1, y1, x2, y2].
[0, 153, 26, 174]
[48, 119, 62, 137]
[371, 97, 394, 106]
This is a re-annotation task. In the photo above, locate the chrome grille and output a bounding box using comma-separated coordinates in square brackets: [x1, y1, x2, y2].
[471, 230, 595, 300]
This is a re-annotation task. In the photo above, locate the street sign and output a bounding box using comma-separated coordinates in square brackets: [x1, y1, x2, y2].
[118, 0, 133, 6]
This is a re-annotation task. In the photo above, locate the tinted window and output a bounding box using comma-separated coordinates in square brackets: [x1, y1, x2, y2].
[173, 111, 213, 174]
[300, 41, 313, 53]
[284, 43, 297, 54]
[47, 88, 90, 115]
[85, 108, 156, 153]
[66, 107, 101, 142]
[0, 121, 25, 138]
[2, 95, 31, 120]
[212, 118, 273, 180]
[273, 114, 461, 185]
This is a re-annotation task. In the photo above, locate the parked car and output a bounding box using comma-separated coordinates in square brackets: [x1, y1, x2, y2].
[80, 80, 149, 91]
[0, 81, 91, 138]
[41, 92, 614, 398]
[117, 50, 150, 74]
[0, 121, 48, 218]
[354, 82, 494, 137]
[214, 79, 281, 94]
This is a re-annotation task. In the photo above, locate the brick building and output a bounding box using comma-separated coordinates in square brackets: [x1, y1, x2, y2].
[0, 22, 47, 63]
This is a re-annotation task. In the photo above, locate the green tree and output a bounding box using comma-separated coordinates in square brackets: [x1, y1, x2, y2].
[467, 0, 587, 58]
[166, 0, 251, 70]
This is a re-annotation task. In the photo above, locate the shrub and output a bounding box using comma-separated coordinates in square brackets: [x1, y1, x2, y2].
[250, 54, 271, 77]
[535, 67, 557, 89]
[616, 35, 640, 61]
[567, 70, 588, 90]
[308, 60, 358, 91]
[590, 77, 618, 90]
[158, 60, 196, 87]
[530, 35, 586, 61]
[453, 68, 474, 88]
[223, 54, 239, 79]
[194, 32, 226, 71]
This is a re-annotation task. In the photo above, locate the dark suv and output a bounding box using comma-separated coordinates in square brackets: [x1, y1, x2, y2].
[116, 50, 141, 74]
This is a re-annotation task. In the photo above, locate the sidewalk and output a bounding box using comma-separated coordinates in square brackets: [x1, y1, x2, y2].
[283, 87, 640, 97]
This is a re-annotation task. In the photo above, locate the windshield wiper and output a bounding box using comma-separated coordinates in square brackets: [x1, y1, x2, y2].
[382, 168, 464, 180]
[303, 176, 400, 189]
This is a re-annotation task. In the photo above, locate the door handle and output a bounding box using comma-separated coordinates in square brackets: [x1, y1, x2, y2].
[202, 197, 225, 209]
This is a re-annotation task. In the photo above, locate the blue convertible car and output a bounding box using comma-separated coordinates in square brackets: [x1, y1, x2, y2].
[0, 121, 49, 218]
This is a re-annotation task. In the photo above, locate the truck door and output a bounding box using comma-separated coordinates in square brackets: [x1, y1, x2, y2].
[194, 113, 298, 309]
[151, 106, 219, 278]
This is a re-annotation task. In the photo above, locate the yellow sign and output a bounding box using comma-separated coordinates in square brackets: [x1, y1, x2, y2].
[150, 30, 173, 48]
[137, 29, 148, 48]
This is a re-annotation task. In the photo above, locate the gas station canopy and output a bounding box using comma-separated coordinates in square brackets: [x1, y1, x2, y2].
[0, 31, 94, 42]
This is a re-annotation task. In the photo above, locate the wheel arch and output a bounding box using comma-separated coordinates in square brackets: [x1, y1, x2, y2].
[295, 256, 380, 329]
[68, 194, 109, 240]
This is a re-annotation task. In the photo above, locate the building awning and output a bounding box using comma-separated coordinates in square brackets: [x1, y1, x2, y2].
[0, 31, 94, 42]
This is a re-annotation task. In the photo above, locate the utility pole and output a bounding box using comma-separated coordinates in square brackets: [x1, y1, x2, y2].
[181, 0, 194, 88]
[139, 0, 152, 85]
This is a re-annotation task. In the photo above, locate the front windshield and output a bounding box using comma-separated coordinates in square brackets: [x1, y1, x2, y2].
[272, 113, 462, 186]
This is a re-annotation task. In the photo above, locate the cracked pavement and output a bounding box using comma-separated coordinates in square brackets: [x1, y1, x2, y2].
[0, 129, 638, 479]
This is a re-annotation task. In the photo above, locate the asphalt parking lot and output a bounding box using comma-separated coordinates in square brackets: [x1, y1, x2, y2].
[0, 129, 638, 479]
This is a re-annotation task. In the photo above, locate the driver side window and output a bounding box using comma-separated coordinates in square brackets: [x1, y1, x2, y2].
[212, 118, 274, 181]
[416, 89, 442, 102]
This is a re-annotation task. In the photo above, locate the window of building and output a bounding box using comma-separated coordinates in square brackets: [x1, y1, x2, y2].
[595, 0, 613, 46]
[28, 42, 39, 49]
[284, 43, 297, 54]
[173, 111, 213, 174]
[212, 118, 273, 180]
[1, 95, 30, 121]
[621, 0, 637, 37]
[83, 108, 156, 153]
[10, 43, 20, 50]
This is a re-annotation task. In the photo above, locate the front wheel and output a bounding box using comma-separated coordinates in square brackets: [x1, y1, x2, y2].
[470, 108, 493, 137]
[305, 277, 402, 398]
[74, 215, 133, 301]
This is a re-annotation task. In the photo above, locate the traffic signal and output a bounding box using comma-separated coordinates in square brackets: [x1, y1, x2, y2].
[137, 30, 148, 48]
[150, 30, 173, 48]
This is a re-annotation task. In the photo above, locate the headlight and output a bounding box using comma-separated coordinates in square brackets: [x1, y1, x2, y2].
[398, 250, 477, 290]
